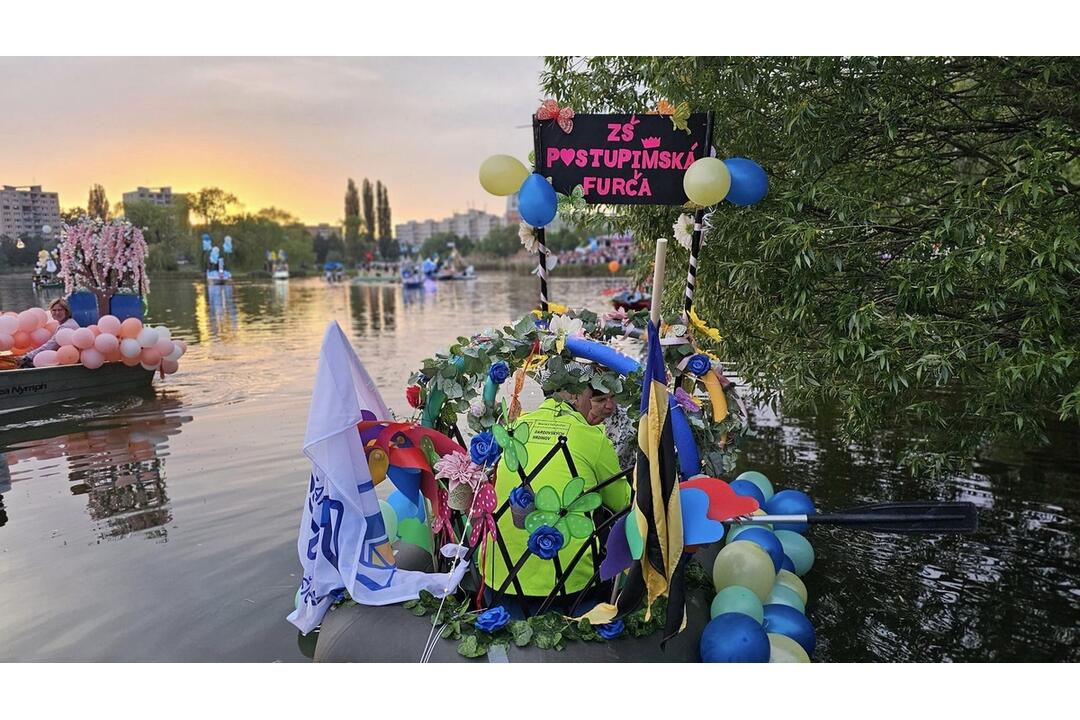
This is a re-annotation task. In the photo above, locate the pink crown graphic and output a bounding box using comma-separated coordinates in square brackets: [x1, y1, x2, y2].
[641, 136, 661, 149]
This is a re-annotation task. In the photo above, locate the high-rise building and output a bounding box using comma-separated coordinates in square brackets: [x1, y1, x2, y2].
[0, 185, 62, 239]
[395, 208, 506, 251]
[122, 186, 179, 208]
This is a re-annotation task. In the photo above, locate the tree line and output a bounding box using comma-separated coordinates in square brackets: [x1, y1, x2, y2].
[344, 178, 396, 263]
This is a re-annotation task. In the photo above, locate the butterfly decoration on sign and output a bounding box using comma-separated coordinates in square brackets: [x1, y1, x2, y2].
[491, 421, 530, 473]
[669, 101, 692, 134]
[524, 476, 602, 549]
[556, 184, 587, 216]
[536, 99, 575, 134]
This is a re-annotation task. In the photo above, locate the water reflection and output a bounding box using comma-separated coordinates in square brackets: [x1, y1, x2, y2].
[1, 394, 190, 541]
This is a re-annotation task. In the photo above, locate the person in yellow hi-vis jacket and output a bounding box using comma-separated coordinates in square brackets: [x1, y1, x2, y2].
[487, 387, 631, 615]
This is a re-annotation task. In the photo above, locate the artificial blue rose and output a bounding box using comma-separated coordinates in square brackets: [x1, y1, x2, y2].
[488, 361, 510, 385]
[527, 525, 564, 560]
[474, 605, 511, 634]
[597, 619, 625, 640]
[469, 431, 502, 467]
[509, 486, 534, 510]
[686, 353, 713, 377]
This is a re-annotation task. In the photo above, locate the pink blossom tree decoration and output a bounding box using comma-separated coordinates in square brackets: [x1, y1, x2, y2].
[58, 216, 150, 314]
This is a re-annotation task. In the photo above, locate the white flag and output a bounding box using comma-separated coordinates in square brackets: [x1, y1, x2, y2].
[287, 321, 469, 634]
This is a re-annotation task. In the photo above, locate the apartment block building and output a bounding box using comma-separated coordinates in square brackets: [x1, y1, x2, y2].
[122, 186, 180, 208]
[0, 185, 62, 239]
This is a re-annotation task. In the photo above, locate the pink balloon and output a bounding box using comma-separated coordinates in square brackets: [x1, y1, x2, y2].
[120, 317, 143, 339]
[30, 327, 52, 346]
[17, 310, 38, 333]
[140, 347, 162, 366]
[98, 315, 122, 336]
[94, 333, 120, 354]
[154, 338, 174, 356]
[161, 358, 179, 375]
[31, 307, 49, 325]
[80, 348, 105, 369]
[33, 350, 59, 367]
[105, 347, 123, 363]
[72, 328, 95, 350]
[88, 324, 102, 336]
[0, 334, 12, 351]
[121, 353, 142, 367]
[174, 340, 188, 357]
[120, 338, 142, 358]
[13, 330, 31, 349]
[57, 345, 80, 365]
[45, 319, 59, 333]
[54, 328, 76, 346]
[0, 316, 17, 335]
[140, 362, 159, 371]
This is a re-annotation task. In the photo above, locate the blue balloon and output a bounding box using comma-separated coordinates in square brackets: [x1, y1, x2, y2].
[734, 528, 785, 573]
[764, 489, 816, 534]
[763, 603, 815, 657]
[729, 479, 766, 507]
[518, 173, 558, 228]
[723, 157, 768, 206]
[700, 613, 770, 663]
[564, 336, 640, 375]
[781, 554, 796, 572]
[669, 399, 701, 480]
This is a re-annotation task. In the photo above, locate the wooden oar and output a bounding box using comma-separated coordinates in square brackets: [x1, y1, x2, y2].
[738, 501, 978, 534]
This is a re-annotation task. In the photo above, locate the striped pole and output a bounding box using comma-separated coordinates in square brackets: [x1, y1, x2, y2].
[682, 111, 715, 324]
[537, 228, 549, 312]
[682, 210, 704, 322]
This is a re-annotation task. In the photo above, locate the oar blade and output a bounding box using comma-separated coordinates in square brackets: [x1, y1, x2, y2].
[827, 501, 978, 534]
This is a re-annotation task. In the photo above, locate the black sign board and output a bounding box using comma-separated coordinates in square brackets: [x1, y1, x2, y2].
[535, 112, 710, 206]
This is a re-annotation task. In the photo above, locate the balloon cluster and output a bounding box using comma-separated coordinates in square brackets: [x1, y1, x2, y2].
[701, 471, 817, 663]
[0, 308, 56, 354]
[1, 309, 187, 373]
[683, 157, 768, 207]
[479, 155, 557, 229]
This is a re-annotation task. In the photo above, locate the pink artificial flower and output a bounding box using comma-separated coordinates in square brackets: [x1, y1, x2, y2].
[434, 451, 488, 493]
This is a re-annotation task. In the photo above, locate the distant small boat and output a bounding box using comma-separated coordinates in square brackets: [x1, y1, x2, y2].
[0, 363, 155, 415]
[206, 269, 232, 285]
[352, 261, 400, 285]
[610, 289, 650, 311]
[435, 265, 476, 281]
[272, 267, 290, 280]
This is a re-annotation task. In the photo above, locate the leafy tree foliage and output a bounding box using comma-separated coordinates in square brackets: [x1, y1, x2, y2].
[87, 184, 110, 220]
[125, 198, 191, 269]
[344, 178, 361, 264]
[362, 178, 376, 255]
[421, 232, 472, 259]
[542, 56, 1080, 473]
[187, 187, 239, 226]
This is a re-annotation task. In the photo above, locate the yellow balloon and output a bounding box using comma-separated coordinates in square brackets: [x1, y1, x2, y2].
[775, 569, 808, 605]
[683, 157, 731, 206]
[712, 540, 776, 601]
[768, 633, 811, 663]
[479, 154, 529, 196]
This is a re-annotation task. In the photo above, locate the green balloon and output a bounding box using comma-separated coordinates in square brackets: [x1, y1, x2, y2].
[775, 530, 815, 576]
[712, 540, 777, 601]
[776, 569, 809, 605]
[734, 471, 774, 501]
[710, 585, 764, 623]
[397, 518, 433, 553]
[379, 499, 399, 543]
[768, 633, 811, 663]
[766, 584, 806, 613]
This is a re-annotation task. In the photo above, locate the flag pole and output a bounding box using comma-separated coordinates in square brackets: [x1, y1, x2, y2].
[650, 238, 668, 326]
[533, 116, 549, 312]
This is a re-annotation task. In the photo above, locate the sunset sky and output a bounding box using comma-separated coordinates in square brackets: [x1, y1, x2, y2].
[0, 57, 545, 225]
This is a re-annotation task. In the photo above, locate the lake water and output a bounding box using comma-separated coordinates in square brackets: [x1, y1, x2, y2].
[1, 274, 1077, 662]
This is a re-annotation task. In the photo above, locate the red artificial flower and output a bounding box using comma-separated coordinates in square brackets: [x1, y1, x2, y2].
[406, 385, 423, 409]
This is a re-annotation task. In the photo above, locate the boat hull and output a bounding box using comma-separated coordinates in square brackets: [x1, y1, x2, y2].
[0, 363, 155, 415]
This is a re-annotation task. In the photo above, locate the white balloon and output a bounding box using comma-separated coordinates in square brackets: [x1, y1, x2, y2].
[155, 326, 172, 344]
[164, 344, 182, 362]
[120, 338, 142, 358]
[136, 327, 159, 349]
[141, 361, 160, 371]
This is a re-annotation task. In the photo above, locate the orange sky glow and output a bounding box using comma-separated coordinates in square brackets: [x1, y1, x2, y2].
[0, 57, 545, 226]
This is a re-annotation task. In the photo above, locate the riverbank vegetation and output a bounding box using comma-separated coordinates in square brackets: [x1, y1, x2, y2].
[542, 56, 1080, 474]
